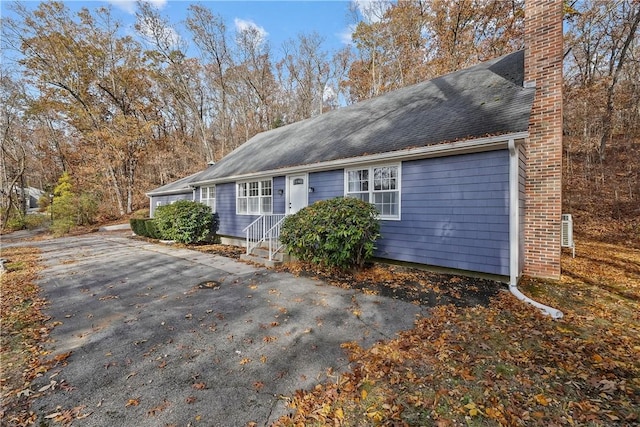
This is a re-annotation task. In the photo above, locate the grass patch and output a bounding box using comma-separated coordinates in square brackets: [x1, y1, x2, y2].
[274, 238, 640, 426]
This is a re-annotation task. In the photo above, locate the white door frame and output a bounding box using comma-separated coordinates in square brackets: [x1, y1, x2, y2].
[286, 173, 309, 215]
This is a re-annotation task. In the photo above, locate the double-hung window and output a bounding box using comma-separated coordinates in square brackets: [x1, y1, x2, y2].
[200, 186, 216, 212]
[346, 164, 400, 219]
[237, 179, 272, 215]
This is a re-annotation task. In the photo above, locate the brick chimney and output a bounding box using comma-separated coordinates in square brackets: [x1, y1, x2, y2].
[523, 0, 564, 279]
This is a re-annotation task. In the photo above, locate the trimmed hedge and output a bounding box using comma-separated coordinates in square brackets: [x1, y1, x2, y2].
[144, 219, 162, 239]
[130, 218, 163, 239]
[154, 201, 219, 244]
[280, 197, 380, 269]
[130, 218, 147, 236]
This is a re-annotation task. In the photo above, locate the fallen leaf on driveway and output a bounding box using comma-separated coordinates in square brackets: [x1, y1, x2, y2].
[45, 412, 62, 419]
[38, 380, 57, 392]
[125, 398, 140, 407]
[147, 399, 170, 416]
[193, 382, 207, 390]
[17, 388, 32, 397]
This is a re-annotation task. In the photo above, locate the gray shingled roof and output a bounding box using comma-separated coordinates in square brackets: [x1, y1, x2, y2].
[189, 50, 533, 186]
[146, 168, 210, 196]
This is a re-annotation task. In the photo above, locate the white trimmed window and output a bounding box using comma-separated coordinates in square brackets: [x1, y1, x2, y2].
[346, 164, 400, 219]
[200, 186, 216, 212]
[237, 179, 272, 215]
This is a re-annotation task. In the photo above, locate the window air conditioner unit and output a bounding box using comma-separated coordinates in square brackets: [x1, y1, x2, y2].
[561, 214, 575, 257]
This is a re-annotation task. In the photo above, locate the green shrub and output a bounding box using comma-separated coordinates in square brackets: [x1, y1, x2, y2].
[51, 172, 75, 223]
[130, 218, 147, 236]
[280, 197, 380, 269]
[144, 219, 162, 239]
[4, 213, 25, 231]
[24, 214, 47, 229]
[153, 201, 218, 244]
[3, 213, 47, 231]
[49, 172, 97, 234]
[129, 218, 164, 240]
[50, 218, 75, 236]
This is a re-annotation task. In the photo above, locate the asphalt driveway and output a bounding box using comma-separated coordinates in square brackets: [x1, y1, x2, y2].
[13, 231, 427, 426]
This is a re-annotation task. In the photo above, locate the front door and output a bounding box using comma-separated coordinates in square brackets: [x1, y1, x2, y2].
[287, 174, 308, 214]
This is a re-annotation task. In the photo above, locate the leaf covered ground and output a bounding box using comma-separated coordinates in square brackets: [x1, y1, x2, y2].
[277, 261, 503, 309]
[273, 240, 640, 426]
[0, 246, 70, 426]
[2, 237, 638, 426]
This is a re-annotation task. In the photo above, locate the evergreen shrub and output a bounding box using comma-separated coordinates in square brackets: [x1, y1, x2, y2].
[49, 172, 98, 235]
[130, 218, 163, 239]
[129, 218, 147, 236]
[280, 197, 380, 269]
[153, 201, 218, 244]
[144, 219, 162, 239]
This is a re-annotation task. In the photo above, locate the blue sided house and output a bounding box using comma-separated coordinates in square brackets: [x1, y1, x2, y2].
[147, 0, 565, 318]
[148, 50, 533, 280]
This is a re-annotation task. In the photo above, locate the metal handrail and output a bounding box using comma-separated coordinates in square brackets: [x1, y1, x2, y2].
[243, 215, 265, 255]
[243, 214, 286, 257]
[264, 215, 287, 260]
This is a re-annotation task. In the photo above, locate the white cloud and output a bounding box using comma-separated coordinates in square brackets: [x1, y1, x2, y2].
[352, 0, 390, 24]
[234, 18, 268, 45]
[323, 85, 337, 103]
[338, 24, 357, 45]
[108, 0, 167, 15]
[147, 0, 167, 8]
[137, 17, 181, 50]
[233, 18, 269, 38]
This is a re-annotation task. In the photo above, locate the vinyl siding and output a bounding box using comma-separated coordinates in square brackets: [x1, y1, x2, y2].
[309, 170, 343, 203]
[215, 177, 285, 238]
[150, 192, 193, 217]
[273, 176, 286, 214]
[216, 182, 252, 237]
[206, 151, 510, 276]
[377, 150, 510, 275]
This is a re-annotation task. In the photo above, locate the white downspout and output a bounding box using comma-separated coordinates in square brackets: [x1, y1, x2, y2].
[508, 139, 563, 319]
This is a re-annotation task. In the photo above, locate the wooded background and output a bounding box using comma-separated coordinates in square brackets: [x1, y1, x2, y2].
[1, 0, 638, 240]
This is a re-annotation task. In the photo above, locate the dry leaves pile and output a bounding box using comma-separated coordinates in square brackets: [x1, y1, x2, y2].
[0, 246, 70, 426]
[274, 239, 640, 426]
[278, 262, 502, 308]
[190, 243, 246, 259]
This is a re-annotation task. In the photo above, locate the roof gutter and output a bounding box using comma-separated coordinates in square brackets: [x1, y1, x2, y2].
[191, 131, 530, 186]
[146, 188, 193, 197]
[508, 138, 563, 319]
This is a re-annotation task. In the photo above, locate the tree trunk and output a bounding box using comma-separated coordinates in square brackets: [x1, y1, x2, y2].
[107, 164, 125, 216]
[599, 8, 640, 160]
[125, 155, 137, 214]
